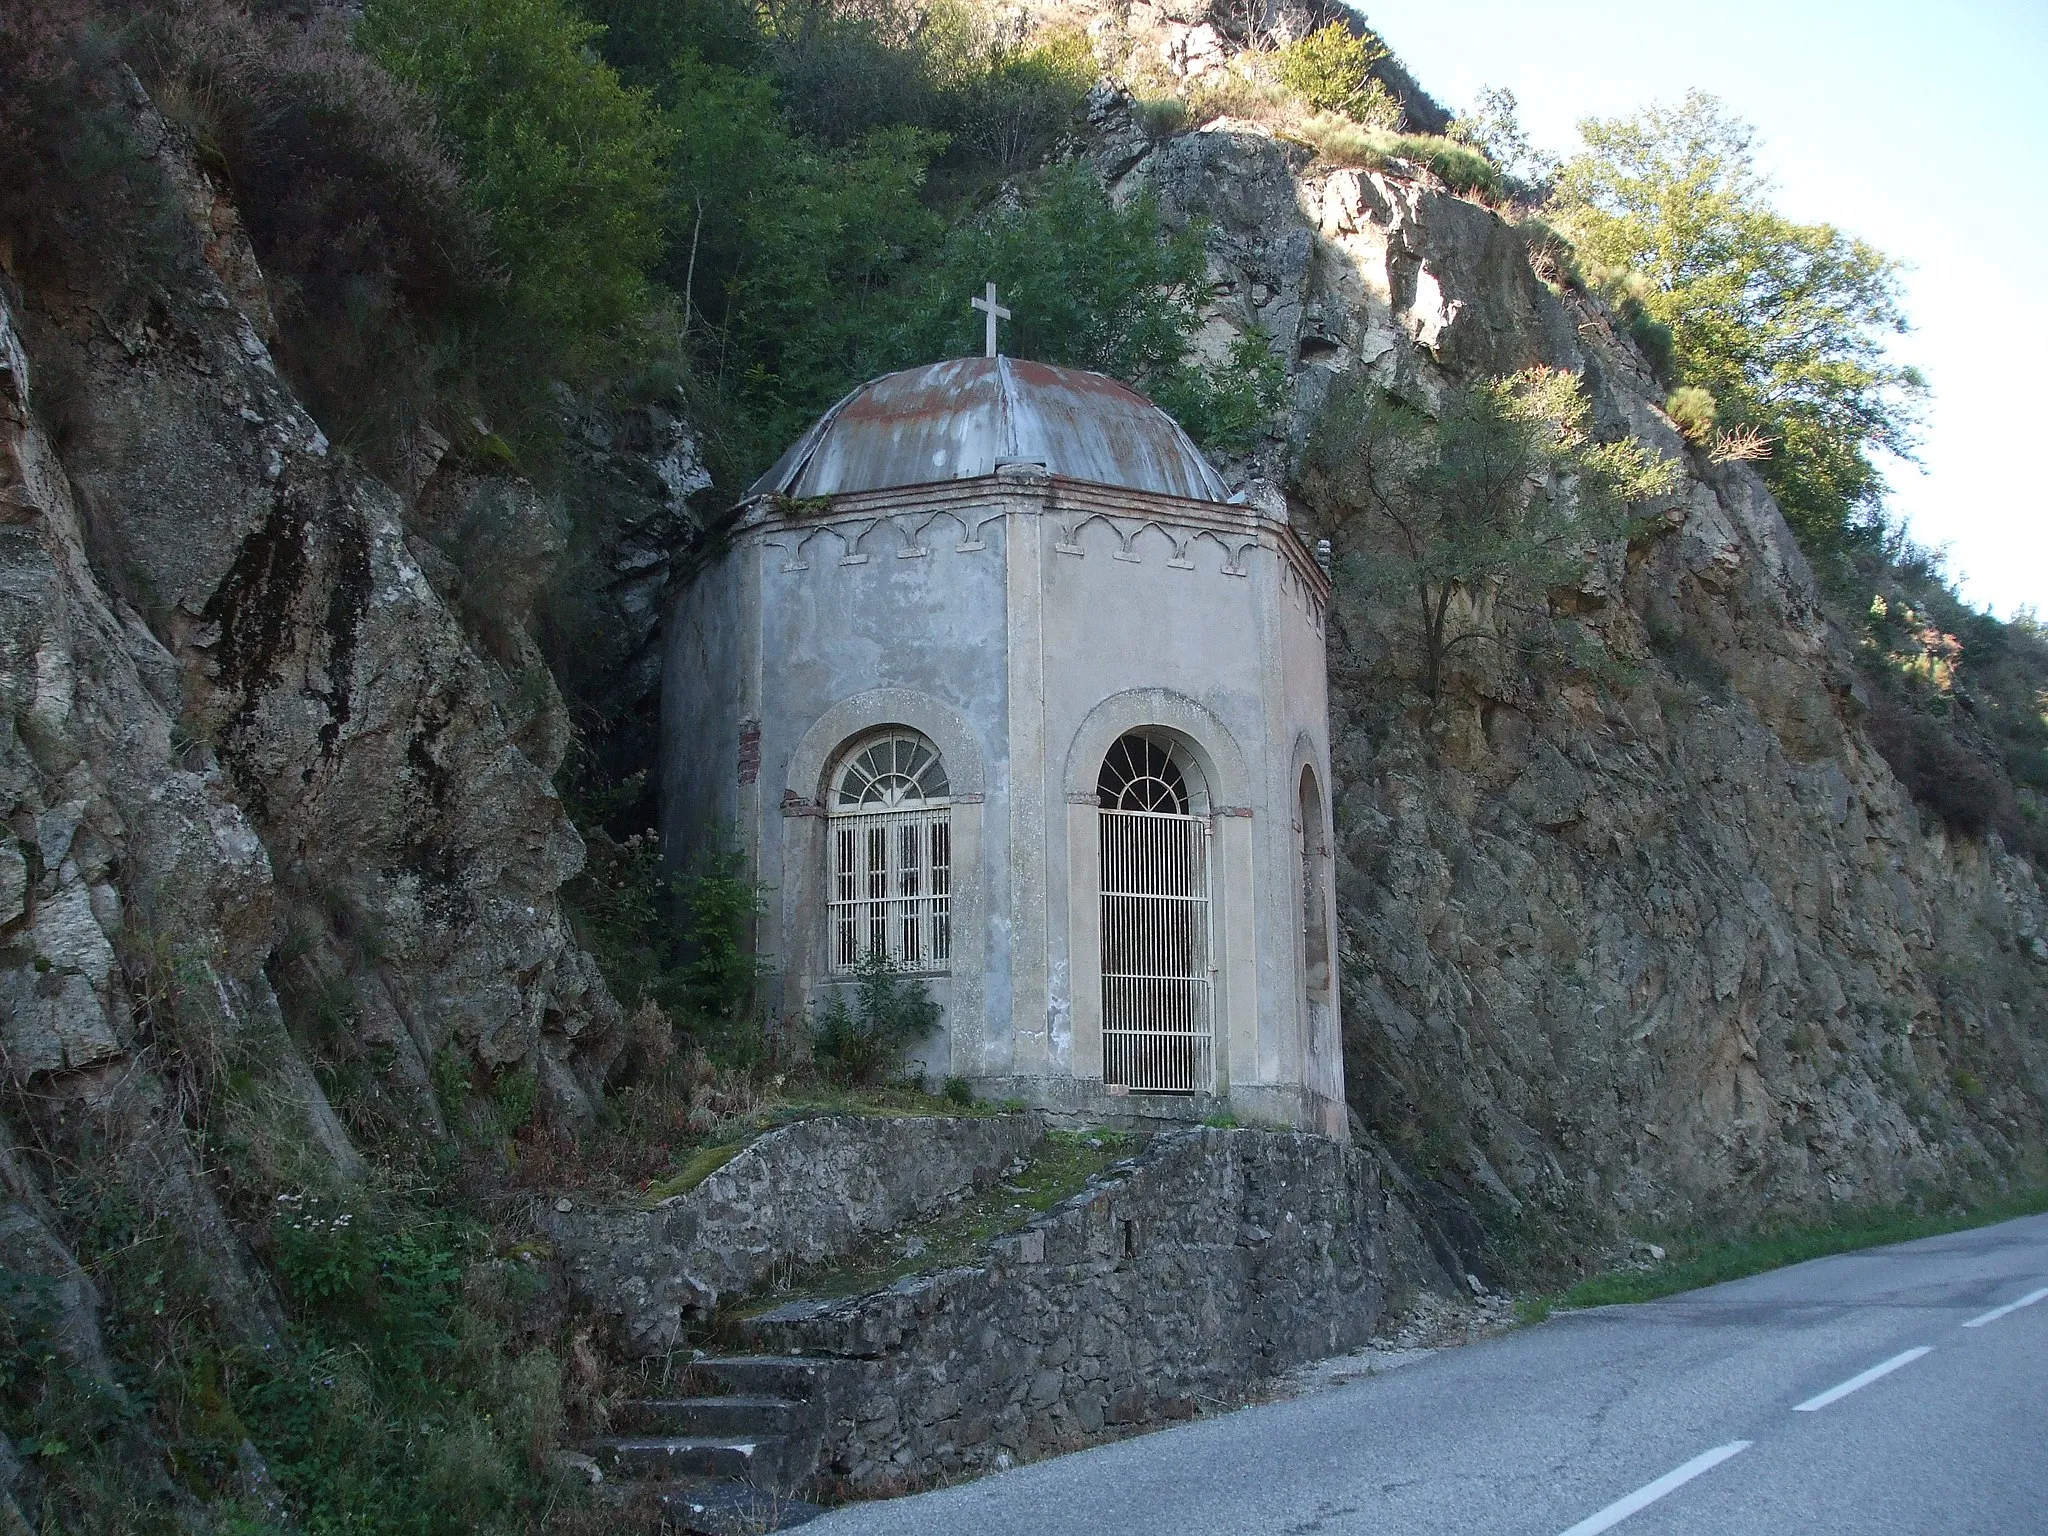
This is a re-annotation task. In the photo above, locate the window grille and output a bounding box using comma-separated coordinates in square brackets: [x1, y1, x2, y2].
[1098, 732, 1214, 1093]
[828, 731, 951, 973]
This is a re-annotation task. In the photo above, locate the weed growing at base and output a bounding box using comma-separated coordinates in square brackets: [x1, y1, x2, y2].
[1522, 1184, 2048, 1321]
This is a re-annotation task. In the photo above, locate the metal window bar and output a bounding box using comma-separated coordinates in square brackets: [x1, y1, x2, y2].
[830, 807, 952, 972]
[1099, 807, 1214, 1093]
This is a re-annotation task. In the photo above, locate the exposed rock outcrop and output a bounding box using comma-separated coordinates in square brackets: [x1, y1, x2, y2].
[4, 90, 624, 1142]
[0, 84, 635, 1491]
[1095, 108, 2048, 1252]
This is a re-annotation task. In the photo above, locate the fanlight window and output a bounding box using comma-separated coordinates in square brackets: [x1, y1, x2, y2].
[828, 730, 951, 973]
[1097, 732, 1192, 813]
[837, 733, 950, 809]
[1097, 731, 1213, 1093]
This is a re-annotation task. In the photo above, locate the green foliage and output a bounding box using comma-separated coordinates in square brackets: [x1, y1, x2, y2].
[1274, 21, 1396, 126]
[0, 1147, 574, 1536]
[1134, 95, 1191, 138]
[1300, 368, 1681, 699]
[1548, 91, 1925, 562]
[811, 952, 942, 1085]
[580, 0, 764, 89]
[1543, 1183, 2048, 1312]
[560, 814, 767, 1056]
[1158, 330, 1289, 454]
[1291, 116, 1503, 199]
[674, 846, 769, 1024]
[1849, 562, 2048, 859]
[884, 165, 1279, 448]
[1448, 85, 1555, 189]
[359, 0, 673, 372]
[1663, 384, 1718, 442]
[240, 1193, 567, 1535]
[948, 23, 1097, 173]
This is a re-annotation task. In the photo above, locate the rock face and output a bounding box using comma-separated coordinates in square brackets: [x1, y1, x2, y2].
[1098, 110, 2048, 1247]
[3, 93, 623, 1144]
[744, 1127, 1388, 1491]
[0, 83, 632, 1462]
[547, 1112, 1047, 1354]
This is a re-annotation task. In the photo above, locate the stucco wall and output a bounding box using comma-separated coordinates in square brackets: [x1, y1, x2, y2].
[661, 474, 1344, 1130]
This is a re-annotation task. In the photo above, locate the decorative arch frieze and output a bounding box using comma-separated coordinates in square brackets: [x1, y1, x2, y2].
[762, 510, 1003, 573]
[1052, 512, 1258, 575]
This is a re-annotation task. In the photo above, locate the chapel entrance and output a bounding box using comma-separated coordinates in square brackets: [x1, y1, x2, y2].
[1096, 731, 1214, 1092]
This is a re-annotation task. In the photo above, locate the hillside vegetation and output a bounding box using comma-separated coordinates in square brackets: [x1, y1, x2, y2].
[2, 2, 2046, 1533]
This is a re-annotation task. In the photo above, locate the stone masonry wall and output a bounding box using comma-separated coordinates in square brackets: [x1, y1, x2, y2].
[744, 1127, 1387, 1491]
[545, 1112, 1045, 1354]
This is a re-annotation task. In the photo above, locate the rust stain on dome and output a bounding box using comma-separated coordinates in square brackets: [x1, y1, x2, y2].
[747, 356, 1234, 503]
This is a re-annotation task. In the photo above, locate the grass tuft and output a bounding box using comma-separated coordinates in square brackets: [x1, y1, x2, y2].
[642, 1142, 748, 1203]
[1530, 1185, 2048, 1317]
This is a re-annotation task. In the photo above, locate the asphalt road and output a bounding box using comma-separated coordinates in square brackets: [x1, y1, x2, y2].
[805, 1212, 2048, 1535]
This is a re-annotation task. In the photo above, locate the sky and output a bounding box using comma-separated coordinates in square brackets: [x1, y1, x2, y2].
[1361, 0, 2048, 617]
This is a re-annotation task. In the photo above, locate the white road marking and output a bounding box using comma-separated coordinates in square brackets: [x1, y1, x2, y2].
[1962, 1286, 2048, 1329]
[1792, 1346, 1933, 1412]
[1554, 1441, 1752, 1536]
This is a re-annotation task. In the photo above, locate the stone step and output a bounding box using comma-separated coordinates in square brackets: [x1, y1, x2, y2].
[588, 1435, 788, 1484]
[639, 1477, 828, 1534]
[688, 1355, 835, 1401]
[612, 1395, 805, 1438]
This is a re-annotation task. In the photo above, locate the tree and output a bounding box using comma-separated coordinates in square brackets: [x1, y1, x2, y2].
[1547, 92, 1924, 560]
[1299, 369, 1680, 699]
[881, 165, 1283, 450]
[360, 0, 674, 370]
[1449, 86, 1555, 189]
[1274, 21, 1399, 128]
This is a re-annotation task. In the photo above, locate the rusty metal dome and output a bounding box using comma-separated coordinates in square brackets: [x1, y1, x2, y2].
[747, 356, 1234, 504]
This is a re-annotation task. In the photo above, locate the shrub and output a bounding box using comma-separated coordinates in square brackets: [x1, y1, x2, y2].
[765, 0, 954, 146]
[1290, 115, 1503, 199]
[1665, 385, 1718, 442]
[674, 847, 768, 1027]
[811, 951, 941, 1085]
[1134, 95, 1190, 138]
[951, 23, 1096, 172]
[117, 0, 489, 467]
[359, 0, 673, 372]
[1448, 85, 1554, 189]
[881, 164, 1279, 449]
[1273, 21, 1397, 125]
[1548, 92, 1923, 564]
[1299, 367, 1680, 700]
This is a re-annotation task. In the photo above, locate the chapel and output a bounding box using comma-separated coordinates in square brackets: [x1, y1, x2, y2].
[661, 306, 1346, 1136]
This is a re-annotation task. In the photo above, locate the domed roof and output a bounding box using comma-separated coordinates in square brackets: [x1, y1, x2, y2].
[747, 356, 1234, 504]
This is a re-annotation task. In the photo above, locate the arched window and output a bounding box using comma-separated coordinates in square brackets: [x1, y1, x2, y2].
[1298, 765, 1333, 1019]
[1097, 730, 1213, 1092]
[828, 730, 951, 972]
[1096, 732, 1194, 814]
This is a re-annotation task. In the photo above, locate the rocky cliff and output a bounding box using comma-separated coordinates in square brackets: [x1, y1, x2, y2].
[1086, 93, 2048, 1268]
[0, 82, 630, 1432]
[4, 5, 2047, 1524]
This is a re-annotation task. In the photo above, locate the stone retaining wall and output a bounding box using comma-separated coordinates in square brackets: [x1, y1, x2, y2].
[744, 1126, 1386, 1489]
[545, 1112, 1045, 1354]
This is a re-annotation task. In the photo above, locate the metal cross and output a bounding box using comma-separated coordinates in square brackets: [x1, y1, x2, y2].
[970, 281, 1011, 358]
